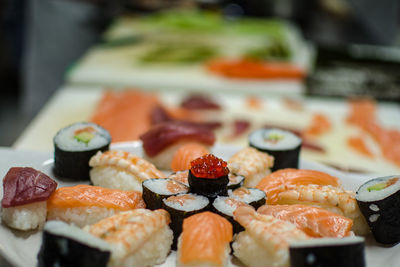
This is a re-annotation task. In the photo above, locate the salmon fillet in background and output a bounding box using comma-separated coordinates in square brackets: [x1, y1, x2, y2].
[91, 90, 203, 142]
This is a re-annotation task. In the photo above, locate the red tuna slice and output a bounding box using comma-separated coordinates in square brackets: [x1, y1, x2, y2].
[140, 121, 216, 157]
[2, 167, 57, 208]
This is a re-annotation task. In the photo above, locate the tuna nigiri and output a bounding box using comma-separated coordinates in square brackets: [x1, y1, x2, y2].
[256, 169, 340, 204]
[86, 209, 173, 267]
[47, 185, 145, 227]
[257, 204, 353, 238]
[177, 211, 232, 267]
[1, 167, 57, 230]
[233, 206, 309, 267]
[171, 142, 209, 172]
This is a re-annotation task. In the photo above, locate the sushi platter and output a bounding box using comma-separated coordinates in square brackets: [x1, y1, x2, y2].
[13, 85, 400, 175]
[0, 142, 400, 267]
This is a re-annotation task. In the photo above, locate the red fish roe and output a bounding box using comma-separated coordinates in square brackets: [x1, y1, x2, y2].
[190, 154, 229, 179]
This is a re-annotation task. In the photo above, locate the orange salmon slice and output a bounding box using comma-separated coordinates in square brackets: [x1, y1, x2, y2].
[179, 211, 232, 266]
[47, 184, 145, 210]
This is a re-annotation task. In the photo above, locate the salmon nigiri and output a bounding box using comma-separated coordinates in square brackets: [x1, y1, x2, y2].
[256, 169, 340, 204]
[171, 142, 209, 172]
[232, 206, 309, 267]
[47, 185, 145, 227]
[177, 211, 232, 267]
[257, 204, 353, 238]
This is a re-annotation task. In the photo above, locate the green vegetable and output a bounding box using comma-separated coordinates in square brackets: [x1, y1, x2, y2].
[266, 133, 284, 143]
[367, 183, 387, 192]
[74, 132, 95, 144]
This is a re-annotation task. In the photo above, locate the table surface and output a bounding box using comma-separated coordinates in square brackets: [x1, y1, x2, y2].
[12, 85, 400, 175]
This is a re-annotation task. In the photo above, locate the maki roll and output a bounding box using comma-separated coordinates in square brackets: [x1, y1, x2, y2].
[54, 122, 111, 181]
[188, 154, 229, 200]
[356, 175, 400, 245]
[249, 128, 302, 171]
[289, 236, 365, 267]
[143, 178, 189, 210]
[1, 167, 57, 231]
[227, 174, 245, 190]
[228, 187, 266, 210]
[212, 196, 249, 234]
[162, 193, 209, 249]
[38, 221, 111, 267]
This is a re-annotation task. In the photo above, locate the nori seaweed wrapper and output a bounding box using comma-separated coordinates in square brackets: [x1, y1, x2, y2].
[289, 237, 365, 267]
[188, 170, 229, 200]
[53, 144, 109, 181]
[162, 194, 210, 249]
[143, 179, 189, 210]
[356, 176, 400, 245]
[37, 230, 110, 267]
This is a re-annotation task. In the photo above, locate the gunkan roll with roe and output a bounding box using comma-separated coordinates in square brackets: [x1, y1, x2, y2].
[249, 128, 302, 171]
[53, 122, 111, 181]
[356, 175, 400, 245]
[188, 154, 229, 199]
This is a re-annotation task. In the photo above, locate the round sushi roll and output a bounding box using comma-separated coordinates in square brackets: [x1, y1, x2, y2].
[142, 178, 189, 210]
[212, 196, 248, 234]
[228, 187, 266, 210]
[162, 193, 210, 249]
[227, 174, 245, 191]
[249, 128, 302, 171]
[356, 175, 400, 245]
[289, 236, 365, 267]
[188, 154, 229, 200]
[38, 221, 111, 267]
[54, 122, 111, 181]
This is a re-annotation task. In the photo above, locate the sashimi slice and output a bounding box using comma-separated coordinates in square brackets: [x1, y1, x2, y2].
[171, 143, 209, 172]
[258, 204, 353, 238]
[47, 185, 145, 210]
[91, 90, 160, 142]
[256, 169, 340, 204]
[178, 211, 232, 266]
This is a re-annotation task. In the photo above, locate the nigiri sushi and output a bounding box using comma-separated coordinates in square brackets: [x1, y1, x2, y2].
[1, 167, 57, 230]
[140, 121, 216, 170]
[86, 209, 173, 267]
[232, 206, 309, 267]
[276, 184, 369, 235]
[256, 168, 341, 204]
[228, 147, 274, 188]
[258, 204, 353, 238]
[89, 150, 165, 192]
[176, 212, 232, 267]
[171, 142, 209, 172]
[47, 185, 145, 227]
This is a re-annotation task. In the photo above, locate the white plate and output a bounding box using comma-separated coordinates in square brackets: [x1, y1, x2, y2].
[0, 143, 399, 267]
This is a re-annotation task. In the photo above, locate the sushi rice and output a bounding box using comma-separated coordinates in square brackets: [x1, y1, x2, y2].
[1, 201, 46, 230]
